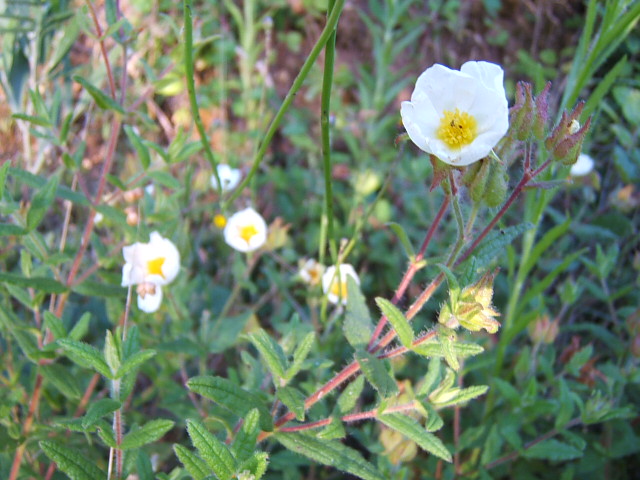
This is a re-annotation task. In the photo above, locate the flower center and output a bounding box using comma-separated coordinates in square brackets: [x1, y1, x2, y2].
[147, 257, 166, 278]
[214, 214, 227, 229]
[330, 280, 348, 300]
[436, 108, 478, 148]
[239, 224, 259, 245]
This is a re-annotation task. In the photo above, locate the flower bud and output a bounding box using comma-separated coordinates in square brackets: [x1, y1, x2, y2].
[532, 82, 551, 140]
[461, 157, 508, 207]
[528, 315, 560, 344]
[483, 159, 508, 207]
[545, 102, 591, 165]
[123, 187, 143, 203]
[509, 81, 534, 141]
[125, 206, 139, 226]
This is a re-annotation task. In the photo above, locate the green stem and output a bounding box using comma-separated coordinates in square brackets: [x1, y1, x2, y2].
[225, 0, 346, 207]
[183, 0, 221, 193]
[321, 0, 338, 262]
[446, 171, 465, 267]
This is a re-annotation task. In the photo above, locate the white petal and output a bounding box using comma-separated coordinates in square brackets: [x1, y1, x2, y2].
[137, 286, 163, 313]
[146, 232, 181, 285]
[211, 164, 242, 192]
[322, 264, 360, 305]
[571, 153, 595, 176]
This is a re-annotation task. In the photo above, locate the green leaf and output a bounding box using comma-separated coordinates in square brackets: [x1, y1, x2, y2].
[0, 161, 10, 197]
[412, 340, 484, 360]
[136, 451, 154, 480]
[344, 276, 373, 349]
[40, 440, 105, 479]
[41, 364, 82, 400]
[187, 376, 273, 431]
[521, 218, 571, 280]
[96, 420, 117, 448]
[492, 378, 521, 407]
[386, 222, 415, 259]
[124, 125, 151, 170]
[436, 263, 460, 303]
[285, 331, 315, 381]
[116, 349, 156, 378]
[43, 311, 66, 339]
[82, 399, 121, 429]
[379, 413, 452, 462]
[69, 312, 91, 341]
[434, 385, 489, 408]
[72, 75, 125, 114]
[0, 224, 27, 236]
[275, 432, 385, 480]
[174, 445, 210, 480]
[0, 272, 67, 293]
[239, 451, 269, 479]
[375, 297, 413, 348]
[277, 386, 306, 421]
[231, 409, 260, 463]
[58, 339, 112, 379]
[26, 172, 60, 231]
[147, 170, 181, 189]
[417, 358, 441, 397]
[249, 329, 287, 381]
[104, 330, 121, 376]
[337, 375, 365, 415]
[120, 419, 174, 450]
[437, 327, 459, 371]
[356, 352, 398, 398]
[523, 439, 583, 461]
[480, 424, 503, 466]
[555, 378, 574, 429]
[187, 420, 236, 480]
[419, 400, 444, 433]
[11, 113, 52, 127]
[472, 222, 534, 270]
[317, 417, 346, 440]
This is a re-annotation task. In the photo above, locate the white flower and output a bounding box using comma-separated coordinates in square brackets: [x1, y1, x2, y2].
[299, 258, 325, 286]
[322, 264, 360, 305]
[224, 207, 268, 253]
[136, 283, 163, 313]
[121, 232, 180, 287]
[211, 164, 242, 192]
[401, 61, 509, 166]
[570, 153, 594, 177]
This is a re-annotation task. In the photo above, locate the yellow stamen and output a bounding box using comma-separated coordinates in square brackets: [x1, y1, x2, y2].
[436, 108, 478, 148]
[214, 214, 227, 228]
[147, 257, 166, 278]
[330, 280, 348, 300]
[239, 224, 259, 245]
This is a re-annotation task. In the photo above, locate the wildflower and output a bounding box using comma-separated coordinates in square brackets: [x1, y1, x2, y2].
[322, 264, 359, 305]
[213, 214, 227, 229]
[570, 153, 595, 177]
[401, 61, 509, 166]
[224, 207, 268, 253]
[136, 282, 163, 313]
[210, 164, 242, 192]
[121, 232, 180, 287]
[298, 258, 325, 286]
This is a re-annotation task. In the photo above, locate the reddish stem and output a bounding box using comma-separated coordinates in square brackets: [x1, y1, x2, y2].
[9, 374, 43, 480]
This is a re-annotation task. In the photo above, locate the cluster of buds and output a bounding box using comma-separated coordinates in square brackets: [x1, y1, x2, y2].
[461, 156, 508, 207]
[438, 270, 500, 334]
[545, 102, 592, 166]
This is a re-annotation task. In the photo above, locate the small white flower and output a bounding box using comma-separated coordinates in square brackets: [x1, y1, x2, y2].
[211, 164, 242, 192]
[299, 258, 325, 286]
[322, 264, 360, 305]
[136, 283, 163, 313]
[121, 232, 180, 287]
[224, 207, 268, 253]
[570, 153, 594, 177]
[401, 61, 509, 166]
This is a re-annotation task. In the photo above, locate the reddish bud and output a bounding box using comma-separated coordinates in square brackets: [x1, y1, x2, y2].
[509, 82, 534, 141]
[533, 82, 551, 140]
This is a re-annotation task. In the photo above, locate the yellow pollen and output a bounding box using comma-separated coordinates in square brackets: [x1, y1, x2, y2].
[214, 214, 227, 228]
[147, 257, 166, 278]
[238, 224, 259, 245]
[436, 108, 478, 148]
[330, 280, 348, 299]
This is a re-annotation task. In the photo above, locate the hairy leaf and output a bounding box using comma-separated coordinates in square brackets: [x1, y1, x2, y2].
[120, 419, 174, 450]
[250, 329, 288, 381]
[187, 420, 236, 480]
[379, 413, 452, 462]
[174, 445, 210, 480]
[40, 440, 105, 480]
[277, 386, 306, 421]
[82, 399, 121, 429]
[231, 408, 260, 463]
[375, 297, 413, 348]
[357, 352, 398, 398]
[344, 276, 373, 349]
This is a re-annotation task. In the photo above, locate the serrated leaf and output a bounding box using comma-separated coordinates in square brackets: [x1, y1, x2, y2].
[43, 311, 67, 339]
[96, 420, 117, 448]
[277, 386, 306, 421]
[136, 451, 154, 480]
[116, 349, 156, 378]
[337, 375, 365, 415]
[437, 327, 459, 371]
[120, 419, 174, 450]
[356, 352, 398, 398]
[26, 172, 59, 231]
[285, 331, 315, 381]
[231, 409, 260, 463]
[124, 125, 151, 170]
[0, 272, 67, 293]
[434, 385, 489, 408]
[82, 399, 121, 429]
[436, 264, 460, 303]
[419, 400, 444, 432]
[379, 413, 452, 462]
[41, 364, 81, 400]
[386, 222, 415, 258]
[344, 277, 373, 349]
[73, 75, 125, 114]
[375, 297, 413, 348]
[417, 358, 441, 397]
[187, 420, 236, 480]
[58, 339, 112, 379]
[69, 312, 91, 341]
[174, 445, 210, 480]
[240, 451, 269, 479]
[104, 330, 121, 376]
[473, 223, 534, 270]
[523, 439, 583, 461]
[317, 417, 345, 440]
[40, 440, 105, 479]
[187, 376, 273, 431]
[413, 340, 484, 359]
[275, 432, 385, 480]
[250, 329, 288, 381]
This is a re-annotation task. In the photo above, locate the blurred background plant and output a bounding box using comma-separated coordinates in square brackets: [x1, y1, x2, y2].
[0, 0, 638, 479]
